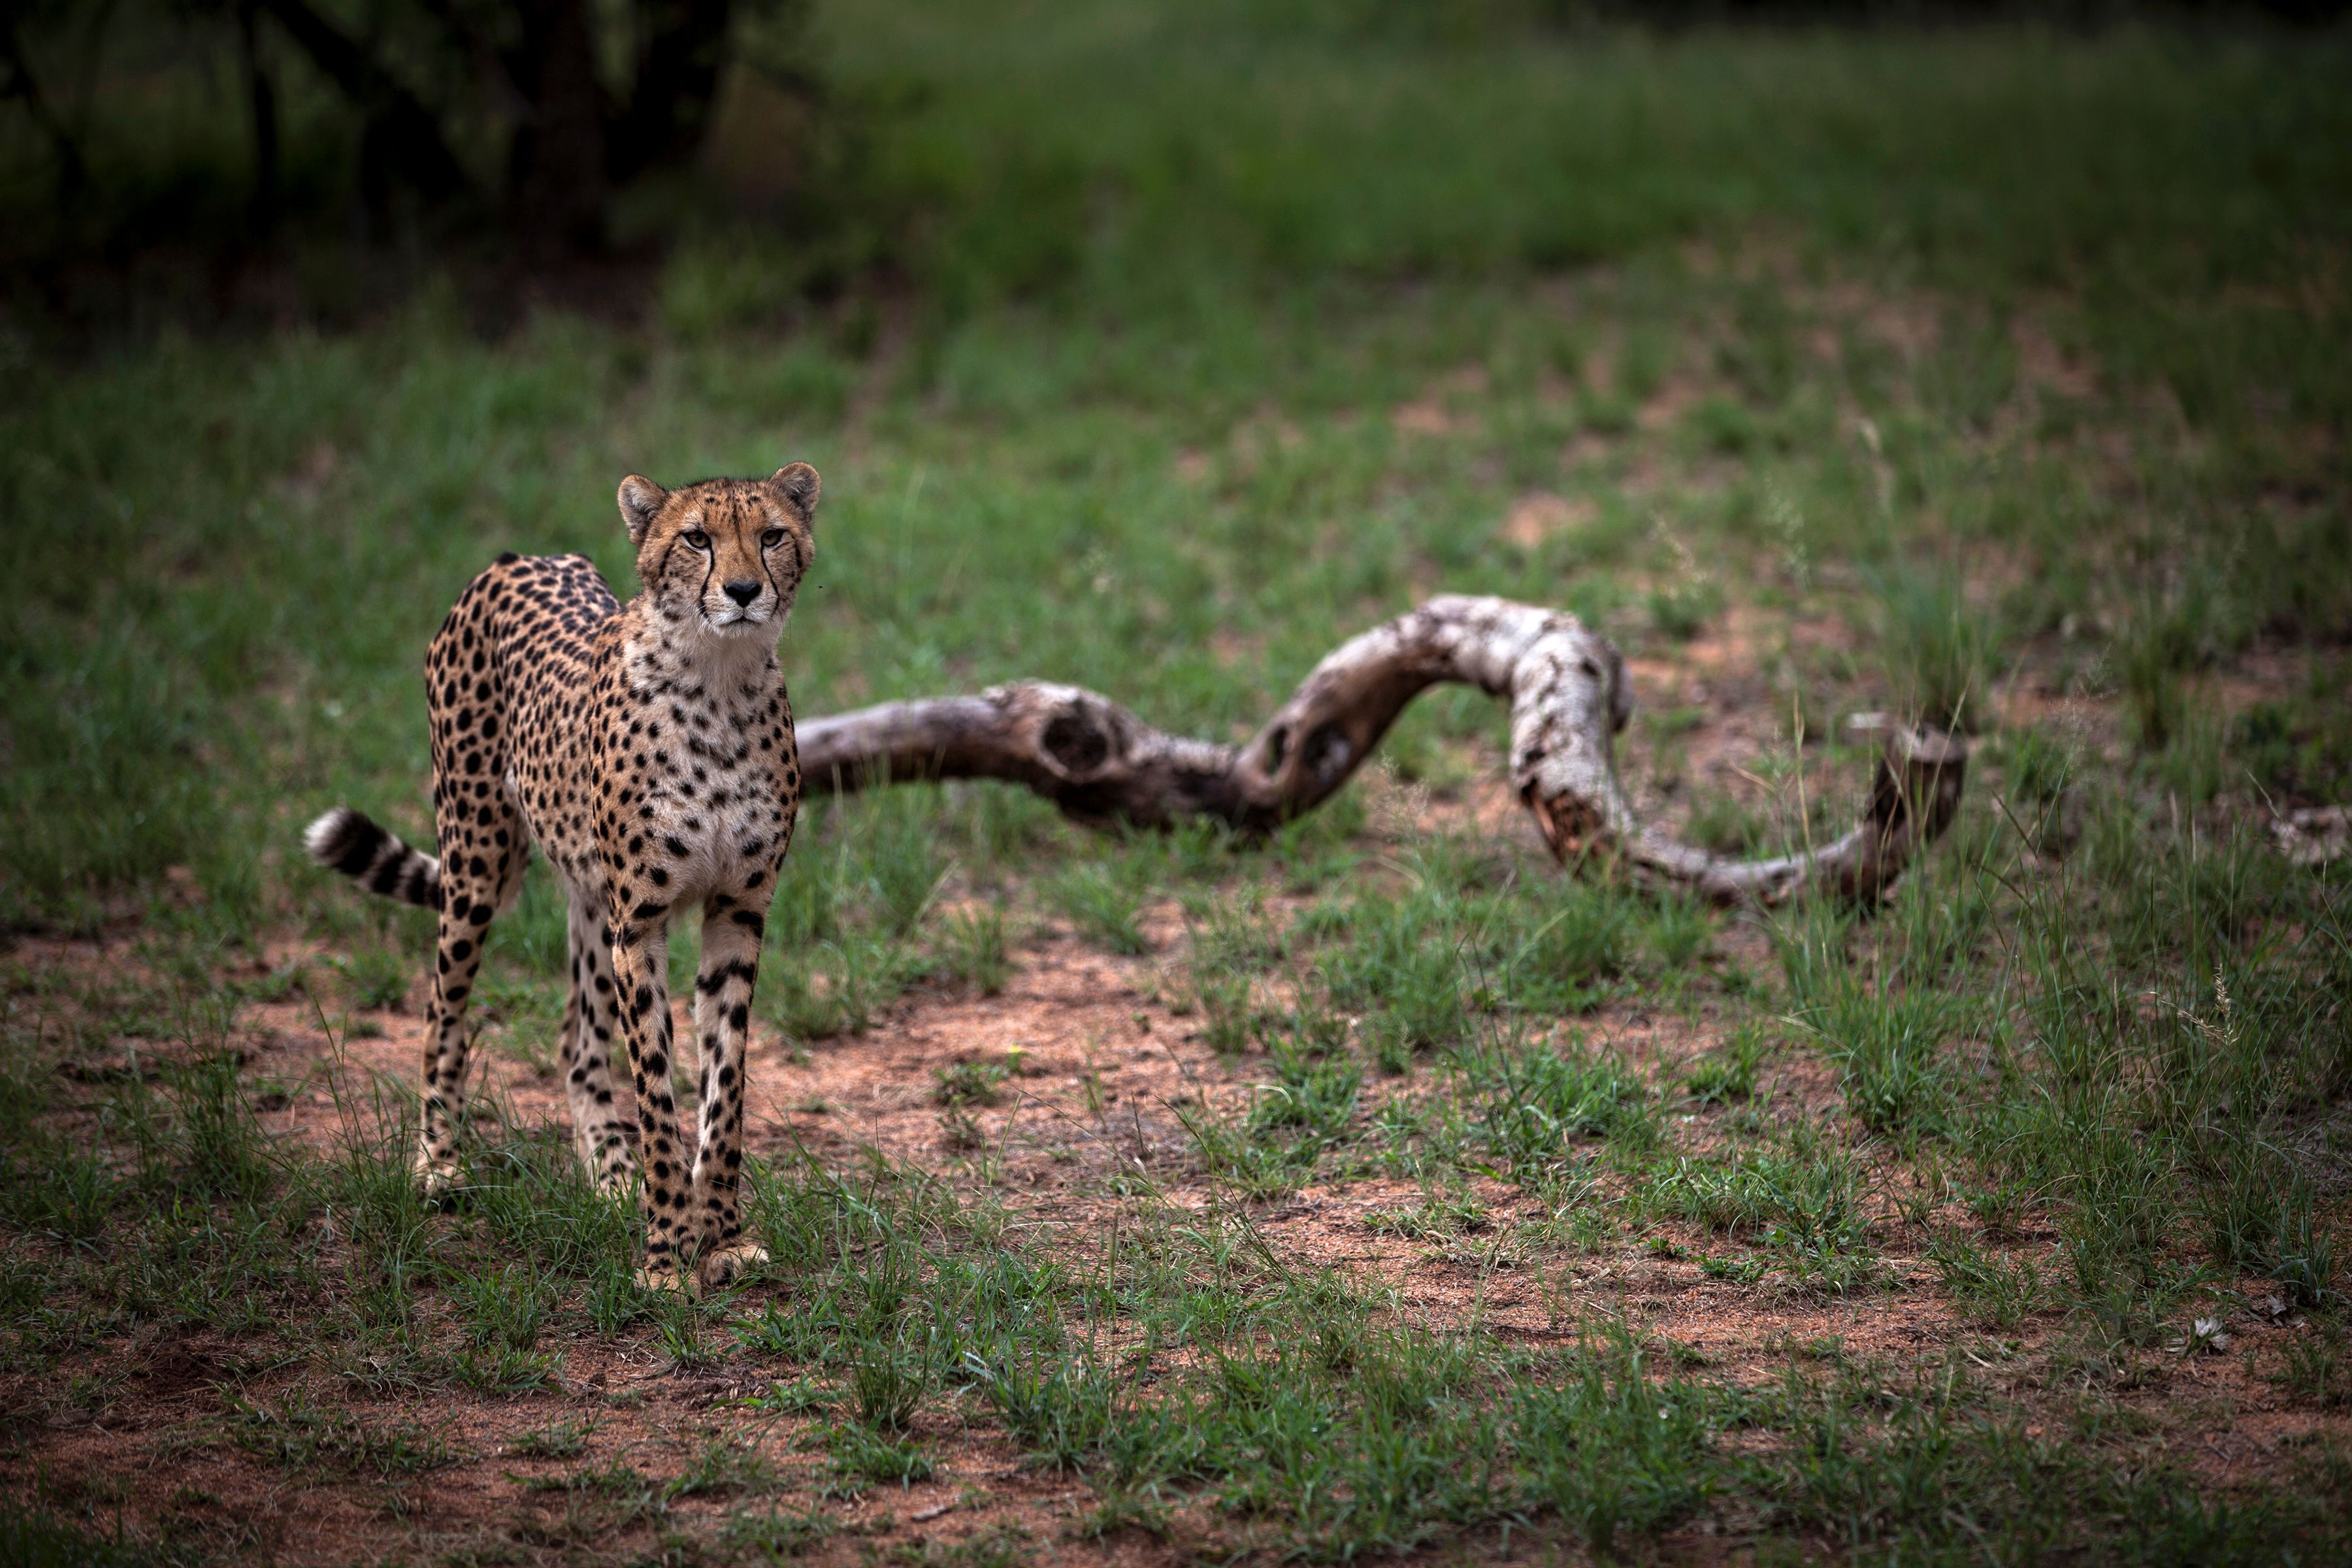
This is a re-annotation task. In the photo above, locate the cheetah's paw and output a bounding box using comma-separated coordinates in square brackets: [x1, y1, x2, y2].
[697, 1241, 769, 1293]
[415, 1155, 462, 1202]
[579, 1128, 638, 1197]
[635, 1260, 693, 1295]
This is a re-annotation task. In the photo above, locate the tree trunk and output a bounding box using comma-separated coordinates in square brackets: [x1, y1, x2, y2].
[0, 12, 91, 214]
[796, 595, 1967, 908]
[236, 1, 280, 239]
[505, 0, 608, 255]
[608, 0, 735, 181]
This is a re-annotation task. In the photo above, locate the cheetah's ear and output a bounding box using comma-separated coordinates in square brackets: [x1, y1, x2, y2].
[768, 463, 821, 522]
[617, 474, 667, 547]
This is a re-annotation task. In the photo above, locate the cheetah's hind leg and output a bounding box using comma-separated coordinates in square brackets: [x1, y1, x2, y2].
[414, 798, 529, 1201]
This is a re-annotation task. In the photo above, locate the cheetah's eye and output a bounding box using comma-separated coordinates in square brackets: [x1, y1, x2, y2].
[760, 528, 786, 548]
[682, 529, 711, 549]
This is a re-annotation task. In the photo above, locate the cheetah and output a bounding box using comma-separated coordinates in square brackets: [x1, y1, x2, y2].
[302, 464, 819, 1293]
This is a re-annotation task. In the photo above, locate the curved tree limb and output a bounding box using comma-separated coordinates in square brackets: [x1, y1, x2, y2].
[797, 595, 1966, 907]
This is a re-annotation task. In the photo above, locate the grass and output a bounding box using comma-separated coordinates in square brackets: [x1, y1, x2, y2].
[4, 0, 2351, 1560]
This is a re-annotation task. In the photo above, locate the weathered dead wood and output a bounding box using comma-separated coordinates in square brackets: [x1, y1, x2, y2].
[797, 595, 1966, 906]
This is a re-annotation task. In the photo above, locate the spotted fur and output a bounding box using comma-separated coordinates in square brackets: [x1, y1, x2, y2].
[304, 463, 819, 1293]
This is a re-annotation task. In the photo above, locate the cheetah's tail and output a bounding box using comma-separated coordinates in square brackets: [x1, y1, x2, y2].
[302, 807, 443, 910]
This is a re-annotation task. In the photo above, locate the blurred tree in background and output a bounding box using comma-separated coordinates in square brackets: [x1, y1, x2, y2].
[0, 0, 816, 283]
[1, 0, 2344, 333]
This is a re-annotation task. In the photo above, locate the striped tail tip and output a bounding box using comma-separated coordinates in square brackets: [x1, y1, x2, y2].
[302, 806, 442, 908]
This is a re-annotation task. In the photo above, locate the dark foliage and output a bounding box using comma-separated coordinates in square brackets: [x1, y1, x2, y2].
[0, 0, 814, 269]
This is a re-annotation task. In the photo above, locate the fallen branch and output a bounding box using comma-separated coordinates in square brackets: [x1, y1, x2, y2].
[798, 595, 1965, 906]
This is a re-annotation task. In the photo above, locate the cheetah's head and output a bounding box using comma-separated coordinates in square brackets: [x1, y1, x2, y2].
[617, 464, 819, 640]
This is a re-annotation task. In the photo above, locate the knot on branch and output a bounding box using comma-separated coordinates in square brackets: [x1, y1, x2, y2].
[1528, 790, 1611, 863]
[1007, 685, 1122, 781]
[1867, 723, 1968, 841]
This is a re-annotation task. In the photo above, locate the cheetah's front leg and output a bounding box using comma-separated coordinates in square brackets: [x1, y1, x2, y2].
[562, 891, 637, 1194]
[609, 906, 694, 1292]
[688, 897, 771, 1292]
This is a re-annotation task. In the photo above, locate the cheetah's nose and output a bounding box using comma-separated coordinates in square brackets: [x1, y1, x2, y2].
[723, 580, 760, 607]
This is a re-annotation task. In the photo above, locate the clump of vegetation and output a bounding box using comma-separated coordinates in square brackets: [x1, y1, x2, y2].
[932, 1057, 1013, 1107]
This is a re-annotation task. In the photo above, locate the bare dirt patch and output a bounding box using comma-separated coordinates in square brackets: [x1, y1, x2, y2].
[11, 871, 2347, 1565]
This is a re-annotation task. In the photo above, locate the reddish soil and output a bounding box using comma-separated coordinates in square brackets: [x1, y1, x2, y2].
[9, 888, 2347, 1564]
